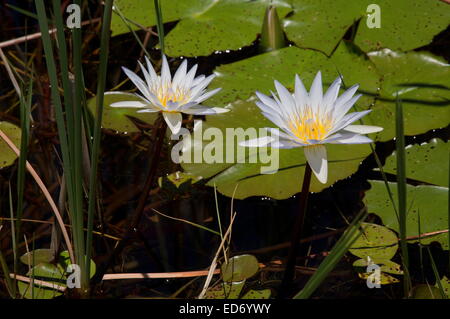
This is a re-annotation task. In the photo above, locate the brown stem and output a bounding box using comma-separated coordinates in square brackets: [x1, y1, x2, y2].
[278, 162, 312, 298]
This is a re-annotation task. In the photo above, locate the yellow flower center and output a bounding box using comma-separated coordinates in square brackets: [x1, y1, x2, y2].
[288, 108, 333, 143]
[153, 82, 190, 108]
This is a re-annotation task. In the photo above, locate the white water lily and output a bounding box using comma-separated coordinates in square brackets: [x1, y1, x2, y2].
[240, 71, 383, 184]
[111, 55, 228, 134]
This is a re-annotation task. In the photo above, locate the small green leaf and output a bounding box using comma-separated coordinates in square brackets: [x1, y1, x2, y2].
[0, 121, 21, 169]
[20, 249, 54, 266]
[353, 258, 403, 275]
[221, 255, 259, 282]
[18, 263, 66, 299]
[411, 285, 444, 299]
[349, 223, 399, 260]
[59, 250, 96, 279]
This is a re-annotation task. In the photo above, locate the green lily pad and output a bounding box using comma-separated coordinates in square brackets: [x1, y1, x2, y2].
[204, 280, 245, 299]
[111, 0, 291, 57]
[357, 272, 400, 285]
[365, 50, 450, 141]
[20, 249, 54, 266]
[158, 171, 202, 189]
[382, 138, 449, 187]
[284, 0, 369, 55]
[366, 181, 449, 250]
[354, 0, 450, 53]
[0, 121, 21, 169]
[221, 254, 259, 282]
[349, 223, 398, 260]
[242, 288, 271, 299]
[18, 263, 66, 299]
[411, 284, 444, 299]
[165, 0, 291, 57]
[440, 276, 450, 298]
[87, 92, 158, 133]
[111, 0, 211, 36]
[353, 258, 403, 275]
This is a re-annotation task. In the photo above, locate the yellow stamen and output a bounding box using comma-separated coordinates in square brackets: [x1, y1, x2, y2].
[152, 82, 190, 108]
[288, 107, 333, 143]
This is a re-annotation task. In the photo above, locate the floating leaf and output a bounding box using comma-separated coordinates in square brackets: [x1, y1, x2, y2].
[349, 223, 398, 260]
[439, 276, 450, 298]
[354, 0, 450, 53]
[18, 263, 65, 299]
[366, 181, 449, 250]
[382, 138, 449, 187]
[158, 171, 202, 189]
[0, 121, 21, 169]
[204, 281, 245, 299]
[110, 0, 211, 36]
[87, 92, 158, 133]
[366, 50, 450, 141]
[20, 249, 54, 266]
[221, 254, 259, 282]
[242, 289, 271, 299]
[353, 258, 403, 275]
[284, 0, 368, 55]
[357, 272, 400, 285]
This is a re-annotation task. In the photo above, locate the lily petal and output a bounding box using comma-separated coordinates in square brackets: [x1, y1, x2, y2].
[110, 100, 147, 108]
[343, 125, 383, 134]
[182, 106, 229, 115]
[325, 132, 373, 144]
[304, 145, 328, 184]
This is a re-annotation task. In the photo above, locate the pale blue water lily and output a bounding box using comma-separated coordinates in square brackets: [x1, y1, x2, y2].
[240, 72, 383, 184]
[111, 55, 228, 134]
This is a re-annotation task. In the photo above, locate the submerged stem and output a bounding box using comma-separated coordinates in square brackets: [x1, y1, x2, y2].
[279, 162, 312, 298]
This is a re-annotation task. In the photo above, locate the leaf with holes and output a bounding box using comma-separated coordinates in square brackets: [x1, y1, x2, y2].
[382, 138, 449, 187]
[366, 181, 449, 250]
[349, 223, 399, 260]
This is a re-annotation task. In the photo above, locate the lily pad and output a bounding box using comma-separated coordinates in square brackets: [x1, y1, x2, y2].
[354, 0, 450, 53]
[242, 289, 271, 299]
[284, 0, 369, 55]
[111, 0, 291, 57]
[204, 280, 245, 299]
[221, 254, 259, 282]
[366, 181, 449, 250]
[20, 249, 54, 266]
[357, 272, 400, 285]
[353, 258, 403, 275]
[440, 276, 450, 298]
[18, 263, 65, 299]
[0, 121, 21, 169]
[382, 138, 449, 187]
[349, 223, 399, 260]
[365, 50, 450, 141]
[111, 0, 211, 36]
[87, 92, 158, 133]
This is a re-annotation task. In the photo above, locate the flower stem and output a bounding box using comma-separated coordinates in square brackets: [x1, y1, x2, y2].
[279, 162, 312, 298]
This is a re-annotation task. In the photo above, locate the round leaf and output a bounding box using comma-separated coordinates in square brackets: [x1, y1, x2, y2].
[20, 249, 54, 266]
[349, 222, 399, 260]
[221, 254, 259, 282]
[0, 121, 21, 169]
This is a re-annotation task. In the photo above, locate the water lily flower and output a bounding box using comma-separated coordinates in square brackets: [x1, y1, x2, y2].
[240, 71, 383, 184]
[111, 55, 228, 134]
